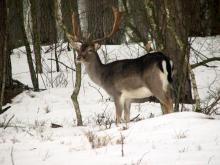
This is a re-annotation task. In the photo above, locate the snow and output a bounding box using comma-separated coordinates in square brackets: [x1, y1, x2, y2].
[1, 37, 220, 165]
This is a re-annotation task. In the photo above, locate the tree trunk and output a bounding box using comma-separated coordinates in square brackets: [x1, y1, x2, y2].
[70, 1, 83, 126]
[61, 0, 77, 41]
[189, 65, 200, 112]
[0, 0, 13, 110]
[85, 0, 122, 44]
[54, 43, 60, 72]
[86, 0, 104, 39]
[127, 0, 149, 43]
[7, 0, 24, 49]
[55, 0, 83, 126]
[71, 52, 83, 126]
[17, 0, 39, 91]
[38, 0, 57, 44]
[30, 0, 43, 74]
[0, 0, 8, 111]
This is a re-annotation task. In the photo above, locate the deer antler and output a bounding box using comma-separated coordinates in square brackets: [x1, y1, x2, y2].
[92, 7, 123, 43]
[54, 0, 81, 50]
[72, 12, 81, 41]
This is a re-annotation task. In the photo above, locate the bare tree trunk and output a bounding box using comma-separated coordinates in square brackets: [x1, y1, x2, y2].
[127, 0, 149, 43]
[0, 0, 8, 111]
[54, 0, 83, 126]
[189, 65, 200, 112]
[70, 1, 83, 126]
[30, 0, 42, 74]
[61, 0, 77, 41]
[54, 43, 60, 72]
[71, 52, 83, 126]
[86, 0, 104, 39]
[38, 0, 57, 44]
[17, 0, 39, 91]
[7, 0, 24, 49]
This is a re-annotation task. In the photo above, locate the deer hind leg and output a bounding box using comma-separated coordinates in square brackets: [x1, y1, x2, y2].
[114, 96, 124, 125]
[124, 99, 131, 123]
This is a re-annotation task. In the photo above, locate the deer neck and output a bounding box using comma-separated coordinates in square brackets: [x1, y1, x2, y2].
[84, 53, 104, 86]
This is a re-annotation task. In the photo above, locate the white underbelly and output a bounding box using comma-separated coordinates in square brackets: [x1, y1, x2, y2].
[121, 87, 152, 99]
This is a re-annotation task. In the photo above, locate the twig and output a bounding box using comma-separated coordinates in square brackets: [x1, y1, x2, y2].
[4, 114, 15, 129]
[136, 151, 150, 165]
[191, 57, 220, 69]
[130, 114, 140, 122]
[120, 133, 125, 157]
[47, 58, 76, 71]
[204, 96, 220, 115]
[88, 82, 104, 101]
[11, 146, 15, 165]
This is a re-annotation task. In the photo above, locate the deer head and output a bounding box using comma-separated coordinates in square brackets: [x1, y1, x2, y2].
[70, 7, 123, 63]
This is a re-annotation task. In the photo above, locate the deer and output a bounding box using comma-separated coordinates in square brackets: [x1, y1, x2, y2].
[61, 7, 174, 124]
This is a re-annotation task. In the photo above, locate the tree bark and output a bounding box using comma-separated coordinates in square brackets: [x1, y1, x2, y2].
[61, 0, 78, 41]
[127, 0, 149, 43]
[38, 0, 57, 44]
[85, 0, 122, 44]
[17, 0, 39, 91]
[86, 0, 104, 40]
[30, 0, 43, 74]
[0, 0, 8, 111]
[54, 43, 60, 72]
[71, 52, 83, 126]
[7, 0, 24, 49]
[189, 65, 200, 112]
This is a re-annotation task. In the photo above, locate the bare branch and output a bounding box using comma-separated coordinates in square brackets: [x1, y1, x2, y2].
[130, 114, 140, 122]
[191, 57, 220, 69]
[47, 58, 75, 71]
[11, 146, 15, 165]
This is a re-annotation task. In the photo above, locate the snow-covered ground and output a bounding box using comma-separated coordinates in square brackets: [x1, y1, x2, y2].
[0, 36, 220, 165]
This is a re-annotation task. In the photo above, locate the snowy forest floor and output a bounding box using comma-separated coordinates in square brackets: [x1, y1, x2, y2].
[0, 36, 220, 165]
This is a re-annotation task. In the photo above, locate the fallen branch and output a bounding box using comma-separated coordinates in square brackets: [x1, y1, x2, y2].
[130, 114, 140, 122]
[4, 114, 15, 129]
[88, 82, 104, 101]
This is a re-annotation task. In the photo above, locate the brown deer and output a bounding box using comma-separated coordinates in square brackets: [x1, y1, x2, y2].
[62, 7, 174, 124]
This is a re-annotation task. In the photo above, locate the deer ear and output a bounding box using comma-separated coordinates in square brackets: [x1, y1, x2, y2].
[94, 43, 101, 51]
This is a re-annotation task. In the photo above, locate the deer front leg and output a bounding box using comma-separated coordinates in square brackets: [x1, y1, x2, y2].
[114, 96, 124, 125]
[164, 97, 173, 113]
[159, 96, 173, 114]
[124, 100, 131, 123]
